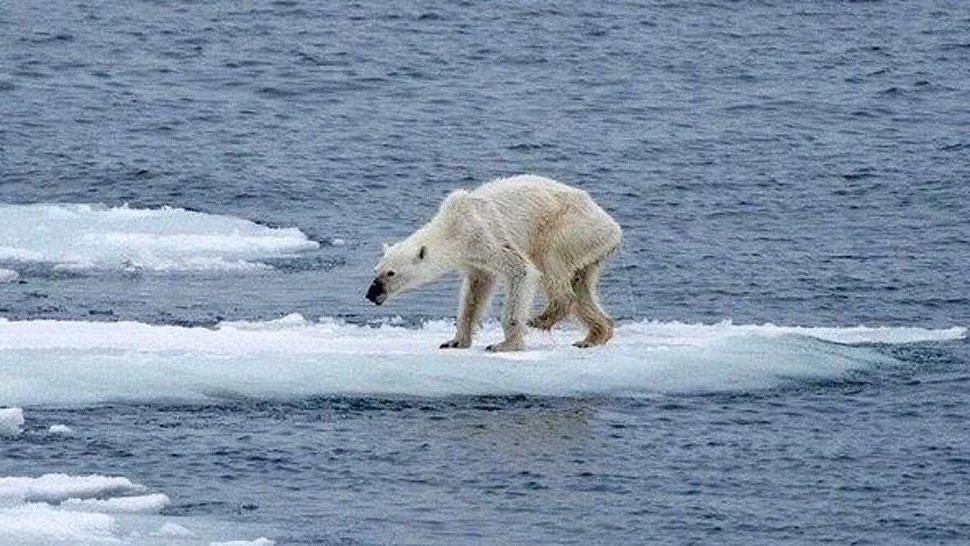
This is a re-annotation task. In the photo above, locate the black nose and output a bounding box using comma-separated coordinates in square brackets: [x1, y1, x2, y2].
[365, 279, 385, 305]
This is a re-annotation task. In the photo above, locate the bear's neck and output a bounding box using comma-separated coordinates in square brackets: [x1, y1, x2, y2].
[410, 220, 462, 271]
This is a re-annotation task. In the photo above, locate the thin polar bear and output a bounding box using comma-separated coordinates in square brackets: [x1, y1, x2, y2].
[365, 174, 622, 351]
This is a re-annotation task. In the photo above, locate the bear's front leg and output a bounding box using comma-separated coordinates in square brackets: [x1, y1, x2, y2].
[486, 251, 538, 352]
[485, 332, 524, 352]
[441, 269, 494, 349]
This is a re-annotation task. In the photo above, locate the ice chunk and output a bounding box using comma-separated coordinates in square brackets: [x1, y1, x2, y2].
[154, 522, 197, 537]
[0, 502, 118, 544]
[0, 408, 23, 436]
[0, 473, 273, 545]
[62, 493, 170, 514]
[0, 203, 319, 272]
[209, 538, 275, 546]
[48, 424, 74, 435]
[0, 474, 146, 503]
[0, 317, 965, 405]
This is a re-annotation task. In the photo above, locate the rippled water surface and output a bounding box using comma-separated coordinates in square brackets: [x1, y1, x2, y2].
[1, 1, 969, 544]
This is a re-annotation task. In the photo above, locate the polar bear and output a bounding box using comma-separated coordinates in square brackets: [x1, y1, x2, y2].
[366, 174, 622, 351]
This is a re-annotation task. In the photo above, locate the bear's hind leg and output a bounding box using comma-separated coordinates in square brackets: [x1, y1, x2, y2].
[528, 260, 574, 331]
[528, 299, 571, 331]
[571, 261, 614, 348]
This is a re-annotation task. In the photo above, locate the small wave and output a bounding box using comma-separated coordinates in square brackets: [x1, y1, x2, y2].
[939, 141, 970, 152]
[0, 316, 963, 406]
[0, 203, 319, 273]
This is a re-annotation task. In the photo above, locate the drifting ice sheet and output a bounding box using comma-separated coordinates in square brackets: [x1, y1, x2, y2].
[0, 474, 146, 503]
[62, 494, 171, 514]
[0, 474, 274, 545]
[0, 315, 964, 405]
[0, 203, 318, 272]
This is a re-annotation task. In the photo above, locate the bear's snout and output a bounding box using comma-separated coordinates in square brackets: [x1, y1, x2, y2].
[365, 278, 387, 305]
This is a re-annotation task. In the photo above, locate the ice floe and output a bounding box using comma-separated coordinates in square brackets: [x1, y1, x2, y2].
[0, 408, 24, 436]
[0, 203, 318, 273]
[0, 315, 963, 405]
[0, 474, 274, 545]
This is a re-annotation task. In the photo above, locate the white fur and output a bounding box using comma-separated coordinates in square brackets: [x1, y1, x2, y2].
[372, 175, 622, 351]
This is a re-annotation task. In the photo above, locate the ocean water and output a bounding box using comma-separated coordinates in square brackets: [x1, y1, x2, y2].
[1, 1, 969, 544]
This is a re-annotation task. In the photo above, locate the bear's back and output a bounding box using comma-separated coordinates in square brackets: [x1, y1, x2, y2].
[471, 174, 585, 201]
[448, 175, 607, 250]
[469, 175, 589, 217]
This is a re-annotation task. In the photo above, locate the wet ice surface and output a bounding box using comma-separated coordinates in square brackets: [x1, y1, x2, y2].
[0, 473, 274, 545]
[0, 315, 964, 406]
[0, 204, 318, 273]
[1, 318, 967, 544]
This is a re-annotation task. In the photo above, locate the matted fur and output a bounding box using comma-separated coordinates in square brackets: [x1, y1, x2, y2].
[370, 174, 622, 351]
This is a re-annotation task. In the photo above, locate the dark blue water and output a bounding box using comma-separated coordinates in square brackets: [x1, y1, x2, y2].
[2, 1, 969, 544]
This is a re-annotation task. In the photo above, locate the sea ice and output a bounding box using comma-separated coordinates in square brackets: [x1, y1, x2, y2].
[154, 522, 197, 537]
[0, 474, 274, 545]
[0, 408, 23, 436]
[62, 493, 171, 514]
[0, 474, 146, 503]
[209, 538, 275, 546]
[0, 203, 319, 272]
[0, 316, 964, 406]
[0, 502, 118, 544]
[48, 424, 74, 435]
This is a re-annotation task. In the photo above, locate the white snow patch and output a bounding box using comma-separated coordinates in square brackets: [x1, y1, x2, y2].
[48, 424, 74, 435]
[0, 408, 24, 436]
[209, 538, 275, 546]
[0, 474, 273, 545]
[0, 269, 17, 283]
[0, 502, 119, 544]
[0, 316, 964, 406]
[154, 522, 197, 537]
[62, 493, 170, 514]
[0, 474, 146, 503]
[0, 203, 318, 272]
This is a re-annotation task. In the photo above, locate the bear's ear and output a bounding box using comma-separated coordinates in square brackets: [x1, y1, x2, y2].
[382, 242, 393, 254]
[418, 245, 427, 261]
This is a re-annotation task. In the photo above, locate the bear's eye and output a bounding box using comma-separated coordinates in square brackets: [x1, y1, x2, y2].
[386, 271, 396, 277]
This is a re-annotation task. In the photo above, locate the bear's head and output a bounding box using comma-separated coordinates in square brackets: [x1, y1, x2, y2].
[366, 240, 436, 305]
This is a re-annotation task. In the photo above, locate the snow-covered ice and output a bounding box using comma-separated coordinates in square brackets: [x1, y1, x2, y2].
[154, 522, 196, 538]
[0, 203, 318, 272]
[0, 408, 24, 436]
[0, 315, 964, 406]
[0, 503, 119, 545]
[62, 493, 171, 514]
[209, 538, 275, 546]
[0, 474, 146, 503]
[48, 423, 74, 435]
[0, 474, 274, 545]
